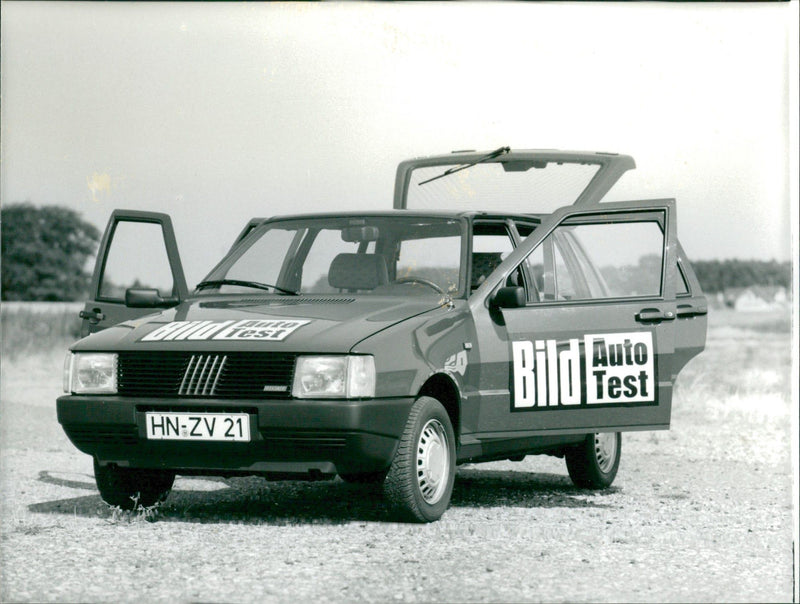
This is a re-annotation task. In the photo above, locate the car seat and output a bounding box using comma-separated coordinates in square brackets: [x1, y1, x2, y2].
[328, 253, 389, 291]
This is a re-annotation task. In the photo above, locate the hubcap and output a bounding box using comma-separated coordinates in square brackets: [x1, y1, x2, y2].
[594, 432, 618, 473]
[416, 419, 450, 504]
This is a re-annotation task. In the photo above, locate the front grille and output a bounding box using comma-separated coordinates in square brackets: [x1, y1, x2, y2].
[179, 354, 227, 396]
[118, 352, 296, 399]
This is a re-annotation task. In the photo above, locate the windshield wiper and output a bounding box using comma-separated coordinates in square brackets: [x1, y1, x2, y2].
[418, 146, 511, 186]
[196, 279, 299, 296]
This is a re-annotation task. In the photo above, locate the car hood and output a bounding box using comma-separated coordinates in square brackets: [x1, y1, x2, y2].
[72, 296, 447, 353]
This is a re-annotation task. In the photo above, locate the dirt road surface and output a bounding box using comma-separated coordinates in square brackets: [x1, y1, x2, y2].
[1, 311, 795, 602]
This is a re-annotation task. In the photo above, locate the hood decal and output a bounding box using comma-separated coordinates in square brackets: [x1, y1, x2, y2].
[140, 319, 311, 342]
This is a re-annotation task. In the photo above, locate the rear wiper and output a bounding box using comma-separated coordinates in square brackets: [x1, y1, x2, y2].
[418, 146, 511, 186]
[196, 279, 299, 296]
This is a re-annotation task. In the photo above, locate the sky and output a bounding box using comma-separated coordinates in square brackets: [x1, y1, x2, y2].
[1, 1, 797, 287]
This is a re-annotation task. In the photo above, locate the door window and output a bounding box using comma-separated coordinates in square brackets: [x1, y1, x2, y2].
[677, 264, 690, 296]
[522, 216, 665, 302]
[99, 221, 175, 300]
[471, 223, 515, 291]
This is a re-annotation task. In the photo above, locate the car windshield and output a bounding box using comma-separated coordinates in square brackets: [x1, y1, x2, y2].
[199, 215, 466, 297]
[406, 161, 600, 214]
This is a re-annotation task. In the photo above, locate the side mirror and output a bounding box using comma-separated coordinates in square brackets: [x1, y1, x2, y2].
[125, 288, 179, 308]
[490, 286, 526, 309]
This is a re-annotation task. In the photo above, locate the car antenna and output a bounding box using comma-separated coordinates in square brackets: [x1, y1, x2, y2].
[418, 146, 511, 186]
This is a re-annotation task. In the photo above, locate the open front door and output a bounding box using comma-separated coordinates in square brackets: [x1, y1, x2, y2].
[79, 210, 187, 337]
[469, 199, 680, 437]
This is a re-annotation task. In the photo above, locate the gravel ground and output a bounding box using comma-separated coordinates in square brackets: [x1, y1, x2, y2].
[0, 310, 795, 602]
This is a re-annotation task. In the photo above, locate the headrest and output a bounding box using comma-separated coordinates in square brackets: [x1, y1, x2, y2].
[328, 253, 389, 291]
[471, 252, 504, 289]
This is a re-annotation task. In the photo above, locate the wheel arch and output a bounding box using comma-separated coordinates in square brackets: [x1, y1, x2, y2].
[417, 372, 461, 442]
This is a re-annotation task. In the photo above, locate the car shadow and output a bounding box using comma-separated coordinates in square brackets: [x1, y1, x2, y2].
[29, 467, 617, 524]
[452, 468, 618, 510]
[36, 469, 98, 491]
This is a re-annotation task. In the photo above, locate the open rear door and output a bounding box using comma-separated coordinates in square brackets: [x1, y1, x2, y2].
[79, 210, 187, 337]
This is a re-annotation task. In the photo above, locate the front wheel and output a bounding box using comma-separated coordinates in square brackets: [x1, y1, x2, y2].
[383, 396, 456, 523]
[94, 459, 175, 509]
[565, 432, 621, 489]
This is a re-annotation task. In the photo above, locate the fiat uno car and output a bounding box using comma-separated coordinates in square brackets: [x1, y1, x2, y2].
[58, 148, 707, 522]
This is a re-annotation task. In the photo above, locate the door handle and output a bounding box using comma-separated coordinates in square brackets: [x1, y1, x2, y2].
[635, 308, 676, 322]
[676, 303, 708, 318]
[79, 309, 106, 324]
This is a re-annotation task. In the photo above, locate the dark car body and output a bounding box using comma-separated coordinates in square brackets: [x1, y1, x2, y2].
[58, 149, 707, 521]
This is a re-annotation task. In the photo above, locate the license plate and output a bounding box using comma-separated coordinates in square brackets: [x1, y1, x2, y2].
[145, 412, 250, 442]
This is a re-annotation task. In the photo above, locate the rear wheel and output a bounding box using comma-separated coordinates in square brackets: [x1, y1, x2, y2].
[383, 396, 456, 523]
[565, 432, 621, 489]
[94, 459, 175, 509]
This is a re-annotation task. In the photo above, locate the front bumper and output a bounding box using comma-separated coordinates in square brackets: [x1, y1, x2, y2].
[57, 395, 415, 477]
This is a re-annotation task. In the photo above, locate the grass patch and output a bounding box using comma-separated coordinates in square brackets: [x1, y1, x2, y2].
[707, 307, 793, 333]
[1, 303, 82, 359]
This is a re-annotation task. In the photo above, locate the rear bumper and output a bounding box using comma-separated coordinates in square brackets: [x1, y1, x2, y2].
[57, 395, 415, 477]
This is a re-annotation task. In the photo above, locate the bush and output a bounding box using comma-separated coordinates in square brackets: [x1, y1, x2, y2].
[1, 203, 100, 301]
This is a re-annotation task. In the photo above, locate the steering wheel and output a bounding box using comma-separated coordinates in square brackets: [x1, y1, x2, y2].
[394, 276, 446, 295]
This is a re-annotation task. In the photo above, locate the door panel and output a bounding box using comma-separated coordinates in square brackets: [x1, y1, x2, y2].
[671, 242, 708, 378]
[80, 210, 187, 336]
[468, 200, 678, 438]
[490, 301, 676, 434]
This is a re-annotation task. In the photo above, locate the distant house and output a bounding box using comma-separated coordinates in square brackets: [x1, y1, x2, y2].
[723, 286, 789, 312]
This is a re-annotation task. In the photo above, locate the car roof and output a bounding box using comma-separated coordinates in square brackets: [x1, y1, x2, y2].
[260, 210, 543, 223]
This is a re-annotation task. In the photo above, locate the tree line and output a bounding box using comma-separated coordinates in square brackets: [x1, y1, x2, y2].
[0, 203, 793, 300]
[690, 259, 791, 294]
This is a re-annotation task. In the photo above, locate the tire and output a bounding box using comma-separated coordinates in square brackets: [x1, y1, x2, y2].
[94, 459, 175, 510]
[565, 432, 621, 489]
[339, 470, 388, 484]
[383, 396, 456, 523]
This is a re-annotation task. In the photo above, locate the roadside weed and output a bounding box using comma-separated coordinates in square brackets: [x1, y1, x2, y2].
[105, 494, 163, 524]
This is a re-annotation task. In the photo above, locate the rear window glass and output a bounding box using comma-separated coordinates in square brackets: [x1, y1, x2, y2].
[405, 162, 600, 214]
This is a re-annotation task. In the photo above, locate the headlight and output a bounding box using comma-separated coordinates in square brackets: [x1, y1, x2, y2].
[63, 353, 73, 393]
[292, 355, 375, 399]
[69, 353, 118, 394]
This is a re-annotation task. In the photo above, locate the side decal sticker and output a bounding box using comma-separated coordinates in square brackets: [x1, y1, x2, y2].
[444, 350, 468, 377]
[140, 319, 310, 342]
[512, 332, 655, 409]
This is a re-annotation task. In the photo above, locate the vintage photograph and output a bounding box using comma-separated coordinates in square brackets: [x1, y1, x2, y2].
[1, 2, 797, 602]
